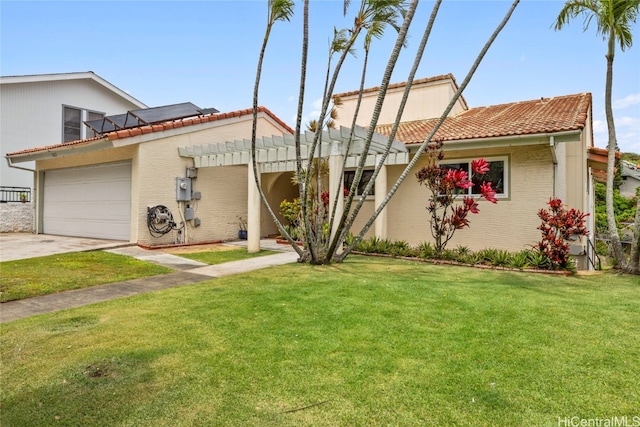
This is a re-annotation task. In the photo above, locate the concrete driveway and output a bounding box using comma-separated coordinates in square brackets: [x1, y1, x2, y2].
[0, 233, 130, 262]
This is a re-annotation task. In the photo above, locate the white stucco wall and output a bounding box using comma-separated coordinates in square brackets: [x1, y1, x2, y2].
[385, 143, 554, 252]
[334, 77, 467, 128]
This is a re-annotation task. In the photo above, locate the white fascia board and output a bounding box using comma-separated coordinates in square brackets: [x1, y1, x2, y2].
[6, 138, 114, 163]
[406, 130, 582, 153]
[0, 71, 147, 108]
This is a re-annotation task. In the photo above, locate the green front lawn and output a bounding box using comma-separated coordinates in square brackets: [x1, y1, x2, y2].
[1, 257, 638, 426]
[175, 248, 277, 264]
[0, 251, 172, 302]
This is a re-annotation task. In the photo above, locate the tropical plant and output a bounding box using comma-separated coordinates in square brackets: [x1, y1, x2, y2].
[555, 0, 640, 273]
[415, 141, 498, 254]
[527, 251, 553, 270]
[417, 241, 436, 259]
[508, 250, 531, 270]
[535, 198, 589, 269]
[252, 0, 520, 264]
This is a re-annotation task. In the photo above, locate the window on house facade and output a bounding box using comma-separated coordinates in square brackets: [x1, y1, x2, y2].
[63, 106, 105, 142]
[440, 156, 508, 197]
[344, 169, 375, 197]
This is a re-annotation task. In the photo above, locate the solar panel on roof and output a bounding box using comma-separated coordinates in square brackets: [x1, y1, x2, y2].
[129, 102, 201, 124]
[198, 107, 220, 115]
[83, 102, 219, 136]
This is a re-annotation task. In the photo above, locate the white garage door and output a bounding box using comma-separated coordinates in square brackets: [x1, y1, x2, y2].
[43, 162, 131, 240]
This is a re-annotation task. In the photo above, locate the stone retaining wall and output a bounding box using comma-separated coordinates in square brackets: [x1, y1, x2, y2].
[0, 203, 34, 233]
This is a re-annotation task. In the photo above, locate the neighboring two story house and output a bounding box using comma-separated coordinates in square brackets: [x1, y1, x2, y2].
[0, 71, 146, 231]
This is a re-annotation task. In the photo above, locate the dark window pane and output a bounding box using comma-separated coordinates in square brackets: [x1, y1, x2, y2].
[63, 107, 81, 142]
[344, 170, 375, 196]
[441, 162, 469, 195]
[471, 160, 504, 195]
[441, 162, 469, 173]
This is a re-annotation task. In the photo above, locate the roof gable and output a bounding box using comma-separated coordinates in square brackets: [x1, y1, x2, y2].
[0, 71, 146, 109]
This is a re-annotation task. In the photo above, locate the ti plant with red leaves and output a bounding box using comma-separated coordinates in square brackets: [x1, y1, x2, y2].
[535, 198, 589, 269]
[416, 141, 498, 254]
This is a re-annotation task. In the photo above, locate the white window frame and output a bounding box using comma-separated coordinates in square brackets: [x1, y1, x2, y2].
[439, 155, 509, 198]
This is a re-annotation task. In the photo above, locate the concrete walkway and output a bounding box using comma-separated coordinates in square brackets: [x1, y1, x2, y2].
[1, 239, 299, 323]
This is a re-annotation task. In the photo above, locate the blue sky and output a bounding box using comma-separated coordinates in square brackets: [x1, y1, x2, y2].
[2, 0, 639, 153]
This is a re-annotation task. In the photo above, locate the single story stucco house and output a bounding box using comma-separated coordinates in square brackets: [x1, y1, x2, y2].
[5, 74, 606, 269]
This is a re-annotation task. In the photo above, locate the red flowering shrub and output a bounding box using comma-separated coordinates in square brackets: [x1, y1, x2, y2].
[535, 198, 589, 269]
[416, 140, 498, 254]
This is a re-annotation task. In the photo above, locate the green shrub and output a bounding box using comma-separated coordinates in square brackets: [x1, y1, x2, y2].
[477, 248, 498, 265]
[491, 250, 512, 267]
[455, 245, 471, 256]
[417, 241, 436, 259]
[460, 251, 482, 265]
[508, 250, 531, 269]
[527, 251, 552, 270]
[437, 249, 458, 261]
[388, 240, 413, 257]
[355, 236, 392, 254]
[595, 240, 609, 257]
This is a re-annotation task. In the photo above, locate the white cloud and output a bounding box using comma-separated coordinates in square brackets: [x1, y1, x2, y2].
[593, 119, 606, 134]
[311, 97, 323, 111]
[592, 116, 640, 154]
[616, 116, 639, 127]
[613, 93, 640, 110]
[619, 133, 640, 154]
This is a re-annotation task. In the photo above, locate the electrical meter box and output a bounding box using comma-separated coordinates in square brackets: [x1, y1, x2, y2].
[176, 178, 192, 201]
[184, 207, 195, 221]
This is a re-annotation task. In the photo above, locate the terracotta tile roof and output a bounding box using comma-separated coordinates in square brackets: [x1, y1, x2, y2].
[376, 93, 592, 144]
[7, 106, 294, 157]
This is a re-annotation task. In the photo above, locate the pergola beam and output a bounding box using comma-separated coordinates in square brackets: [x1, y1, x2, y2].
[178, 125, 409, 172]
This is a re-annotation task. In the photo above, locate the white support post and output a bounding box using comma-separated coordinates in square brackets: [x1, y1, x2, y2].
[375, 164, 388, 239]
[329, 142, 344, 243]
[247, 162, 261, 253]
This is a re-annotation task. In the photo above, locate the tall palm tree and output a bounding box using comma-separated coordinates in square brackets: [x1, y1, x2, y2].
[555, 0, 639, 272]
[250, 0, 303, 257]
[299, 0, 408, 263]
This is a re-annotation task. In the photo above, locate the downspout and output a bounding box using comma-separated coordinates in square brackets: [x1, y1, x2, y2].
[549, 136, 557, 198]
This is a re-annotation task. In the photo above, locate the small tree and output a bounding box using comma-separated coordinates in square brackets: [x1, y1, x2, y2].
[535, 198, 589, 269]
[415, 140, 497, 254]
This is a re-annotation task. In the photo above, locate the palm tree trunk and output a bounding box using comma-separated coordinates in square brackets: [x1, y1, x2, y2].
[629, 197, 640, 274]
[327, 0, 419, 263]
[604, 27, 627, 270]
[251, 4, 304, 258]
[331, 0, 441, 261]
